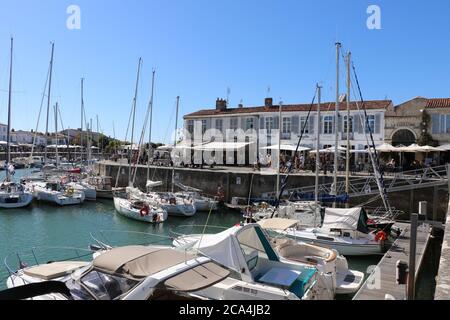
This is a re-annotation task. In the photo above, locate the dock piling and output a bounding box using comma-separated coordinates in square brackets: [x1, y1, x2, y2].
[408, 213, 418, 300]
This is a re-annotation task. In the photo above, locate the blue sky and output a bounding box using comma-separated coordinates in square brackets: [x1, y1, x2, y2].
[0, 0, 449, 143]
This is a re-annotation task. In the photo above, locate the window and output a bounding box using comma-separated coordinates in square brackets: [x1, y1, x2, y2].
[201, 120, 207, 134]
[447, 115, 450, 133]
[343, 116, 353, 133]
[79, 269, 138, 300]
[230, 118, 238, 130]
[300, 116, 309, 134]
[246, 118, 255, 130]
[265, 117, 274, 133]
[323, 116, 333, 134]
[187, 120, 194, 135]
[215, 119, 223, 133]
[282, 117, 291, 134]
[366, 115, 375, 133]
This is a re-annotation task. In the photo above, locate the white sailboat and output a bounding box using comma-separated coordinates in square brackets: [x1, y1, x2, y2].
[31, 180, 85, 206]
[0, 37, 33, 209]
[112, 59, 168, 223]
[174, 182, 219, 212]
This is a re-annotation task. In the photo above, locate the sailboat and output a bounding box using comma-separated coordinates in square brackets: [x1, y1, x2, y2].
[112, 59, 168, 223]
[134, 94, 196, 217]
[0, 37, 33, 209]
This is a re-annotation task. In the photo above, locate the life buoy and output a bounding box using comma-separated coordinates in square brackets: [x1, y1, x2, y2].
[375, 230, 387, 242]
[140, 204, 149, 216]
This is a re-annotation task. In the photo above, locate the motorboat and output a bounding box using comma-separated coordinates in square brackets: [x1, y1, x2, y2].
[173, 219, 364, 295]
[0, 181, 33, 208]
[4, 245, 228, 300]
[30, 180, 85, 206]
[269, 207, 388, 256]
[172, 223, 335, 300]
[258, 218, 364, 294]
[113, 197, 168, 223]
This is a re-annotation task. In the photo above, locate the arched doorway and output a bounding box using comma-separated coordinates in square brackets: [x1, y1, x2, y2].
[391, 129, 416, 147]
[391, 129, 417, 170]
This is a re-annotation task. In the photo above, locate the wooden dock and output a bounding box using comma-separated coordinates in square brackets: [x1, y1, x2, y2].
[353, 222, 431, 300]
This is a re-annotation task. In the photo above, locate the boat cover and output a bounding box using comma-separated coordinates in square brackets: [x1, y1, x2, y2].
[322, 207, 369, 233]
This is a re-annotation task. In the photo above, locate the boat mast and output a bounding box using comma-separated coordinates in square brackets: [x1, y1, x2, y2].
[54, 102, 59, 168]
[129, 58, 142, 187]
[315, 84, 321, 216]
[345, 52, 351, 208]
[44, 42, 54, 165]
[147, 70, 155, 183]
[333, 42, 341, 207]
[5, 37, 13, 182]
[276, 101, 282, 198]
[171, 96, 180, 193]
[80, 78, 84, 162]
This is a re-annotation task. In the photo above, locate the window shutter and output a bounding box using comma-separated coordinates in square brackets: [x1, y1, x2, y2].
[431, 114, 440, 134]
[254, 117, 259, 130]
[337, 115, 342, 133]
[291, 115, 299, 135]
[309, 115, 315, 134]
[260, 116, 265, 129]
[320, 116, 324, 134]
[375, 114, 381, 134]
[354, 113, 363, 134]
[273, 116, 279, 129]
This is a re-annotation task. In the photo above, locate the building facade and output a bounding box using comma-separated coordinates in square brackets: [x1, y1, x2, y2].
[385, 97, 450, 147]
[10, 130, 47, 146]
[183, 97, 390, 164]
[0, 123, 6, 142]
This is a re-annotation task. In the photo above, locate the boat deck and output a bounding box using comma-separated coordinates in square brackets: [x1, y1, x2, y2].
[353, 222, 431, 300]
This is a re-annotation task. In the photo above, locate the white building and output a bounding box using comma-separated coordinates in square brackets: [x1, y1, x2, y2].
[10, 130, 47, 146]
[183, 97, 390, 163]
[0, 123, 7, 142]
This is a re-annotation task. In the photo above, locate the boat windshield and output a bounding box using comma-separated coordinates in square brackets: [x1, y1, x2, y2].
[236, 226, 278, 269]
[70, 269, 139, 300]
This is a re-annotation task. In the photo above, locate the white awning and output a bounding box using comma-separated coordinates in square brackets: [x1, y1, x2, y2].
[322, 207, 363, 231]
[261, 144, 310, 152]
[310, 146, 347, 153]
[193, 141, 253, 151]
[369, 143, 397, 152]
[438, 144, 450, 151]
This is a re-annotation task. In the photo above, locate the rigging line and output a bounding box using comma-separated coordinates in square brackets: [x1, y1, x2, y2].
[131, 92, 152, 185]
[272, 89, 317, 213]
[350, 62, 391, 214]
[29, 64, 51, 162]
[57, 106, 72, 165]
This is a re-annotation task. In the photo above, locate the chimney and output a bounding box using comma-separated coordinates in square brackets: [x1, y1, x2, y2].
[216, 98, 227, 111]
[238, 103, 243, 108]
[265, 97, 273, 108]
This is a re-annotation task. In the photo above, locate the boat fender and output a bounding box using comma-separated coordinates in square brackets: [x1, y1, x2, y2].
[140, 204, 149, 216]
[375, 230, 387, 242]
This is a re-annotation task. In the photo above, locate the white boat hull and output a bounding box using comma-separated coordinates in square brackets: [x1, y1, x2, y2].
[279, 229, 383, 256]
[113, 197, 168, 223]
[0, 192, 33, 208]
[32, 187, 85, 206]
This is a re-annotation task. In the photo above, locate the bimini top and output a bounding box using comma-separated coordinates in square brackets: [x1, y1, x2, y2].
[322, 207, 369, 233]
[92, 245, 230, 291]
[93, 245, 194, 279]
[258, 218, 299, 231]
[163, 262, 230, 292]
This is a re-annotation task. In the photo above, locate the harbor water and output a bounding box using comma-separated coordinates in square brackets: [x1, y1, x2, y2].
[0, 168, 436, 300]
